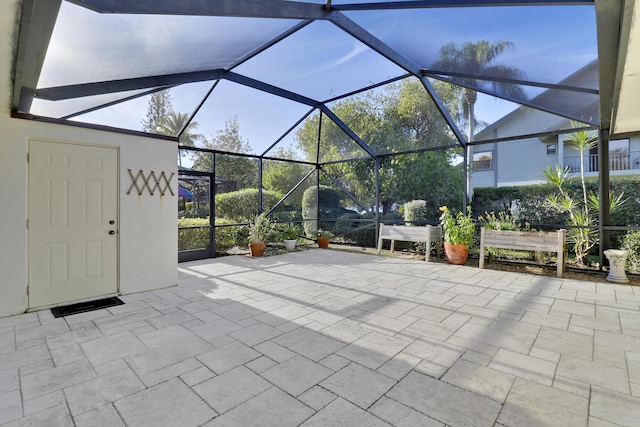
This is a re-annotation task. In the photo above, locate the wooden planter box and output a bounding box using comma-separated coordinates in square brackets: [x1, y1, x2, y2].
[479, 228, 566, 278]
[377, 224, 442, 262]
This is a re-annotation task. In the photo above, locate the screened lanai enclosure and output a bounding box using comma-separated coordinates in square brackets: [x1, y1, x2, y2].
[12, 1, 639, 270]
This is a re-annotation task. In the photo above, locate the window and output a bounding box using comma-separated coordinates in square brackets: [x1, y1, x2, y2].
[473, 151, 493, 171]
[546, 144, 557, 155]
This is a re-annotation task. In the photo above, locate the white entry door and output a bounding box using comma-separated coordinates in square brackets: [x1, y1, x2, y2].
[28, 140, 118, 308]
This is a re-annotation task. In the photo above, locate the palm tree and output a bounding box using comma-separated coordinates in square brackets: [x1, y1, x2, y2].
[433, 40, 525, 142]
[432, 40, 525, 201]
[154, 111, 205, 166]
[563, 121, 597, 214]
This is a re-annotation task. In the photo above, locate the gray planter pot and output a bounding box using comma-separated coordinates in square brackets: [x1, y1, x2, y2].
[284, 239, 297, 251]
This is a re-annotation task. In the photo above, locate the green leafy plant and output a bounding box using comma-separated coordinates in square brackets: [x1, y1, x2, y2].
[542, 123, 627, 265]
[544, 166, 625, 266]
[248, 213, 275, 244]
[478, 211, 529, 231]
[439, 206, 474, 247]
[279, 224, 301, 241]
[622, 230, 640, 274]
[403, 200, 427, 225]
[316, 230, 334, 239]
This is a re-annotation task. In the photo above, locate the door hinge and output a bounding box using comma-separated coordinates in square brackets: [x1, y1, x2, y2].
[26, 153, 29, 163]
[26, 219, 28, 229]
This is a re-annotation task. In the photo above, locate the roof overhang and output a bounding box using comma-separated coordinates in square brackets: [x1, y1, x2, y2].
[610, 0, 640, 136]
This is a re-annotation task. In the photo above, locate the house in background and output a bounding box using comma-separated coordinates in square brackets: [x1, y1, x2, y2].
[470, 60, 640, 194]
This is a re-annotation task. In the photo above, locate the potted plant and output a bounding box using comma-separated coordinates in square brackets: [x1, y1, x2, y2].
[316, 230, 334, 249]
[439, 206, 474, 265]
[280, 224, 301, 251]
[248, 213, 275, 257]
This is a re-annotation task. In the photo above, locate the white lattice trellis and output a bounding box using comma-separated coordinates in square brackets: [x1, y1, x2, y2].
[126, 169, 175, 196]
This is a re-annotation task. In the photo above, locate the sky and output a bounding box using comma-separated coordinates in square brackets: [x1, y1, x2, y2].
[31, 1, 598, 158]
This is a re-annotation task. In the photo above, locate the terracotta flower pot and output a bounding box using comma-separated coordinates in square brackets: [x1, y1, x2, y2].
[249, 242, 266, 257]
[317, 236, 330, 248]
[444, 242, 469, 265]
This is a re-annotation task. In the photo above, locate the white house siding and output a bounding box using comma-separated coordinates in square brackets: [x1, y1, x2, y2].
[470, 171, 496, 194]
[497, 137, 557, 184]
[0, 7, 178, 317]
[470, 108, 562, 191]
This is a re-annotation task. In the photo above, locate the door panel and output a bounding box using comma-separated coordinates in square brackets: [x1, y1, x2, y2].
[29, 140, 118, 308]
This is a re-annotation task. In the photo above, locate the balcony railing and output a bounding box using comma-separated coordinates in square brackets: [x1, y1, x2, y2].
[564, 151, 640, 173]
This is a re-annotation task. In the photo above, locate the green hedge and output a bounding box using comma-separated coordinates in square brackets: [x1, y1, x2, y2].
[472, 177, 640, 227]
[178, 218, 209, 251]
[178, 217, 247, 254]
[403, 200, 428, 225]
[215, 188, 283, 222]
[330, 211, 403, 247]
[622, 230, 640, 274]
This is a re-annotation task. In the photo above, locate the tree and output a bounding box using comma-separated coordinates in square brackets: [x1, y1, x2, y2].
[154, 111, 205, 166]
[432, 40, 525, 200]
[383, 79, 462, 150]
[141, 90, 205, 166]
[563, 121, 598, 213]
[262, 147, 311, 207]
[141, 90, 173, 133]
[432, 40, 524, 142]
[295, 78, 464, 215]
[192, 117, 257, 189]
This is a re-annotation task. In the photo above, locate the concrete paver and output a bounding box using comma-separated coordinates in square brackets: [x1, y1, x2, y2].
[1, 249, 640, 426]
[497, 378, 589, 426]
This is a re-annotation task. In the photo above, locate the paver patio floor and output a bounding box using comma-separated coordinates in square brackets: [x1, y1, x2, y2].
[2, 249, 640, 426]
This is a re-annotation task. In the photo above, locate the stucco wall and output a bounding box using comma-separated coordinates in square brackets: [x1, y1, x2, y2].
[0, 2, 178, 317]
[0, 117, 179, 317]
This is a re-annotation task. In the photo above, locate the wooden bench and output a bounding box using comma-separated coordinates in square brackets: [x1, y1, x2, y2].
[479, 227, 566, 277]
[377, 224, 442, 262]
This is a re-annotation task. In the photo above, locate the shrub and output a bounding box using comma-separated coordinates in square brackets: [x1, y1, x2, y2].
[217, 218, 249, 253]
[277, 223, 302, 241]
[248, 213, 275, 243]
[472, 177, 640, 228]
[179, 207, 210, 219]
[478, 211, 529, 231]
[178, 218, 209, 251]
[177, 218, 248, 254]
[269, 205, 302, 223]
[403, 200, 427, 225]
[301, 185, 343, 236]
[622, 230, 640, 274]
[215, 188, 283, 222]
[333, 212, 375, 246]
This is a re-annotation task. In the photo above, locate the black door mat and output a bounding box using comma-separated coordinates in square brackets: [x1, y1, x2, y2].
[50, 297, 124, 318]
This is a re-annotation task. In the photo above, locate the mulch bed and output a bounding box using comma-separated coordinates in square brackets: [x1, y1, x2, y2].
[328, 244, 640, 286]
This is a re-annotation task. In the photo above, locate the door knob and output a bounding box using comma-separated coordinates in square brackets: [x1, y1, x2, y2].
[109, 230, 116, 235]
[109, 220, 115, 225]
